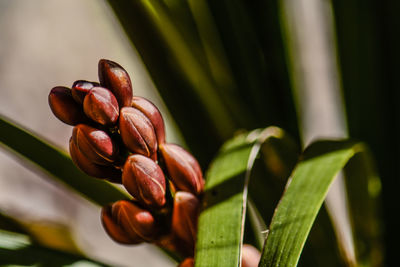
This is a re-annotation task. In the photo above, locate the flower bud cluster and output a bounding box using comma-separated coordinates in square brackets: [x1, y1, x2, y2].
[49, 59, 204, 263]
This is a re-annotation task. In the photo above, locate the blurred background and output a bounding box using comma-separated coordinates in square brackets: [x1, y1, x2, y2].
[0, 0, 398, 266]
[0, 0, 178, 266]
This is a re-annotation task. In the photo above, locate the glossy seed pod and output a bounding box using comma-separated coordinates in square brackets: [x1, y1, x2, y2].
[122, 155, 166, 208]
[101, 205, 143, 244]
[112, 200, 157, 241]
[119, 107, 158, 160]
[69, 138, 122, 183]
[48, 86, 87, 126]
[242, 244, 261, 267]
[71, 80, 100, 104]
[159, 144, 204, 195]
[131, 96, 166, 144]
[98, 59, 133, 108]
[171, 191, 199, 251]
[72, 124, 118, 165]
[83, 87, 119, 126]
[178, 258, 194, 267]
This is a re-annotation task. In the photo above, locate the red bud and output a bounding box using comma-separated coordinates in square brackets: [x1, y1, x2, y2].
[69, 138, 122, 183]
[178, 258, 194, 267]
[112, 200, 157, 241]
[98, 59, 133, 108]
[122, 155, 166, 208]
[242, 244, 261, 267]
[48, 86, 87, 125]
[119, 107, 158, 160]
[72, 124, 118, 165]
[131, 96, 166, 144]
[101, 205, 143, 244]
[159, 144, 204, 195]
[71, 80, 100, 104]
[83, 87, 119, 126]
[171, 191, 199, 252]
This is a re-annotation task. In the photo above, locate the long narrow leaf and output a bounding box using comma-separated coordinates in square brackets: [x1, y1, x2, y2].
[259, 140, 380, 266]
[195, 127, 287, 267]
[0, 115, 128, 206]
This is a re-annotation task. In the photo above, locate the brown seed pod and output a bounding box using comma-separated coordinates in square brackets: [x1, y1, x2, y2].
[83, 87, 119, 126]
[71, 80, 100, 104]
[101, 205, 143, 244]
[159, 143, 204, 195]
[98, 59, 133, 108]
[178, 258, 194, 267]
[122, 154, 166, 208]
[242, 244, 261, 267]
[119, 107, 158, 160]
[69, 138, 122, 183]
[48, 86, 87, 126]
[72, 124, 118, 165]
[131, 96, 166, 144]
[171, 191, 199, 252]
[111, 200, 157, 241]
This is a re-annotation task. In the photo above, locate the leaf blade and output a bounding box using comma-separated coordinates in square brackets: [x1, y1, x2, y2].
[259, 140, 376, 267]
[195, 127, 286, 267]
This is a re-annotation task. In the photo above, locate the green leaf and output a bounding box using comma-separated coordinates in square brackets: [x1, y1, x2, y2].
[0, 115, 129, 206]
[259, 140, 380, 267]
[276, 2, 369, 265]
[0, 229, 108, 266]
[195, 127, 287, 267]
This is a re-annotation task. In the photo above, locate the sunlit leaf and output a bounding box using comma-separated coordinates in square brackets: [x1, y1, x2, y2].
[259, 140, 381, 267]
[195, 127, 287, 267]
